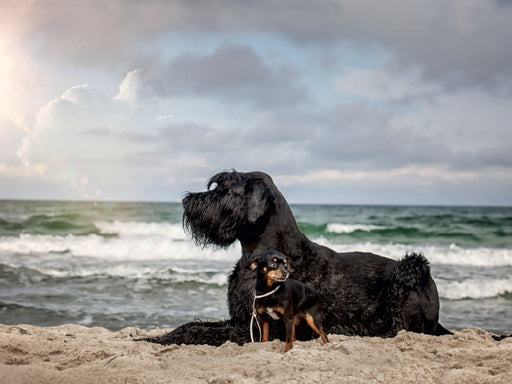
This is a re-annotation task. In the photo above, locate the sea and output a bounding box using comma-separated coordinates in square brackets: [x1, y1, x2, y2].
[1, 200, 511, 335]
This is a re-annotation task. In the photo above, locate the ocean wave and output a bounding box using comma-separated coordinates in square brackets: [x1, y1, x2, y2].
[0, 262, 229, 286]
[1, 229, 511, 268]
[167, 269, 228, 286]
[0, 232, 240, 262]
[314, 238, 512, 267]
[326, 223, 382, 233]
[437, 277, 512, 300]
[0, 213, 100, 236]
[319, 222, 487, 247]
[95, 221, 188, 239]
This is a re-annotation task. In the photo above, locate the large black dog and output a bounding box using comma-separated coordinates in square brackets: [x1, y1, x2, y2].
[152, 170, 452, 346]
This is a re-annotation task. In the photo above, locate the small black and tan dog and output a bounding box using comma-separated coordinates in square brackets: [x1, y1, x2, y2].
[247, 249, 329, 352]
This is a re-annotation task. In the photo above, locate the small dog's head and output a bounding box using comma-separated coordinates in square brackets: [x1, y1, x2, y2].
[247, 250, 294, 287]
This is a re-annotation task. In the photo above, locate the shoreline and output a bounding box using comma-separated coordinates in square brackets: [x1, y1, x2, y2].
[1, 324, 511, 383]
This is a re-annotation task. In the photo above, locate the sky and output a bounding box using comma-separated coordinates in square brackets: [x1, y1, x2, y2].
[1, 0, 512, 205]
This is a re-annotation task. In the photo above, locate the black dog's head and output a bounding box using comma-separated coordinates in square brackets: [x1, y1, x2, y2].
[182, 170, 277, 248]
[246, 250, 294, 287]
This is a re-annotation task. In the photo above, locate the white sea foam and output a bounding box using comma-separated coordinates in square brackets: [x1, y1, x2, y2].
[168, 271, 228, 286]
[314, 238, 512, 267]
[2, 256, 230, 285]
[2, 231, 511, 267]
[95, 221, 188, 240]
[437, 277, 512, 300]
[327, 224, 382, 233]
[0, 230, 240, 262]
[1, 223, 512, 298]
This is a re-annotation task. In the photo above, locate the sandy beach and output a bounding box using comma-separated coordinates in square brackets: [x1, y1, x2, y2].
[1, 324, 511, 384]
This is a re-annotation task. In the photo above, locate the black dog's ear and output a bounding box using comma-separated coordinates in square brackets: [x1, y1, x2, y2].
[286, 258, 295, 273]
[247, 183, 272, 224]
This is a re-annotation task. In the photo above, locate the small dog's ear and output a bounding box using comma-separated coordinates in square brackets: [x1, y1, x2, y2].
[246, 261, 258, 271]
[245, 255, 260, 271]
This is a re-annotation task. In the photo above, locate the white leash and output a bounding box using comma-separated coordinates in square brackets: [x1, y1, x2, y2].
[250, 285, 281, 343]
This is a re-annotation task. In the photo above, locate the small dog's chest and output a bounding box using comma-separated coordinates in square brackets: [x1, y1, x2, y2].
[264, 307, 281, 320]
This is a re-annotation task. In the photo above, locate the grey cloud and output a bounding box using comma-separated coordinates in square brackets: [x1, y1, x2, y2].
[14, 0, 342, 60]
[495, 0, 512, 8]
[243, 101, 492, 174]
[15, 1, 512, 90]
[383, 4, 512, 89]
[477, 145, 512, 168]
[118, 122, 246, 166]
[157, 123, 242, 153]
[157, 44, 307, 107]
[121, 44, 307, 108]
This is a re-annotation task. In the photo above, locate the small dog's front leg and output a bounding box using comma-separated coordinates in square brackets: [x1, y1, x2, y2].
[262, 319, 270, 342]
[284, 318, 295, 352]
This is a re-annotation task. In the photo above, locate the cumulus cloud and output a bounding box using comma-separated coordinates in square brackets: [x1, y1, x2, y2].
[14, 72, 261, 200]
[116, 69, 164, 101]
[116, 69, 144, 101]
[16, 81, 158, 199]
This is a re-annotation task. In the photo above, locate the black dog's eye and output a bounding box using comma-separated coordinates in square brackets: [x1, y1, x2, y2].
[269, 262, 276, 268]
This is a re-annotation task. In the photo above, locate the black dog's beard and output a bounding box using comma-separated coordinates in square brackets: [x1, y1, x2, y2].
[183, 191, 245, 248]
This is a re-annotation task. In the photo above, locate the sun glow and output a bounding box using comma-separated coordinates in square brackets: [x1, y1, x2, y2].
[0, 30, 24, 122]
[0, 33, 14, 107]
[0, 3, 40, 125]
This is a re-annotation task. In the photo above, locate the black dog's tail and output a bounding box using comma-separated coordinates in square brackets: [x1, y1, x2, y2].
[388, 253, 512, 340]
[388, 252, 431, 296]
[387, 252, 454, 336]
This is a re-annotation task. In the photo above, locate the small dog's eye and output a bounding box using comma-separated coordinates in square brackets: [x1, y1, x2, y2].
[269, 262, 276, 268]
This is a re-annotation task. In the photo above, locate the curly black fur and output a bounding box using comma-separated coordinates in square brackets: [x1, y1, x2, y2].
[148, 170, 453, 346]
[146, 320, 249, 346]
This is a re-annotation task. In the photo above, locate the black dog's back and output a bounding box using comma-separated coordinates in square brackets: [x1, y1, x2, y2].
[150, 170, 457, 347]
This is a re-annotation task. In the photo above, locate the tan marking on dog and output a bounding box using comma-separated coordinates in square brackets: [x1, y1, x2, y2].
[265, 307, 280, 320]
[262, 320, 269, 342]
[266, 270, 283, 287]
[305, 313, 329, 344]
[275, 306, 285, 316]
